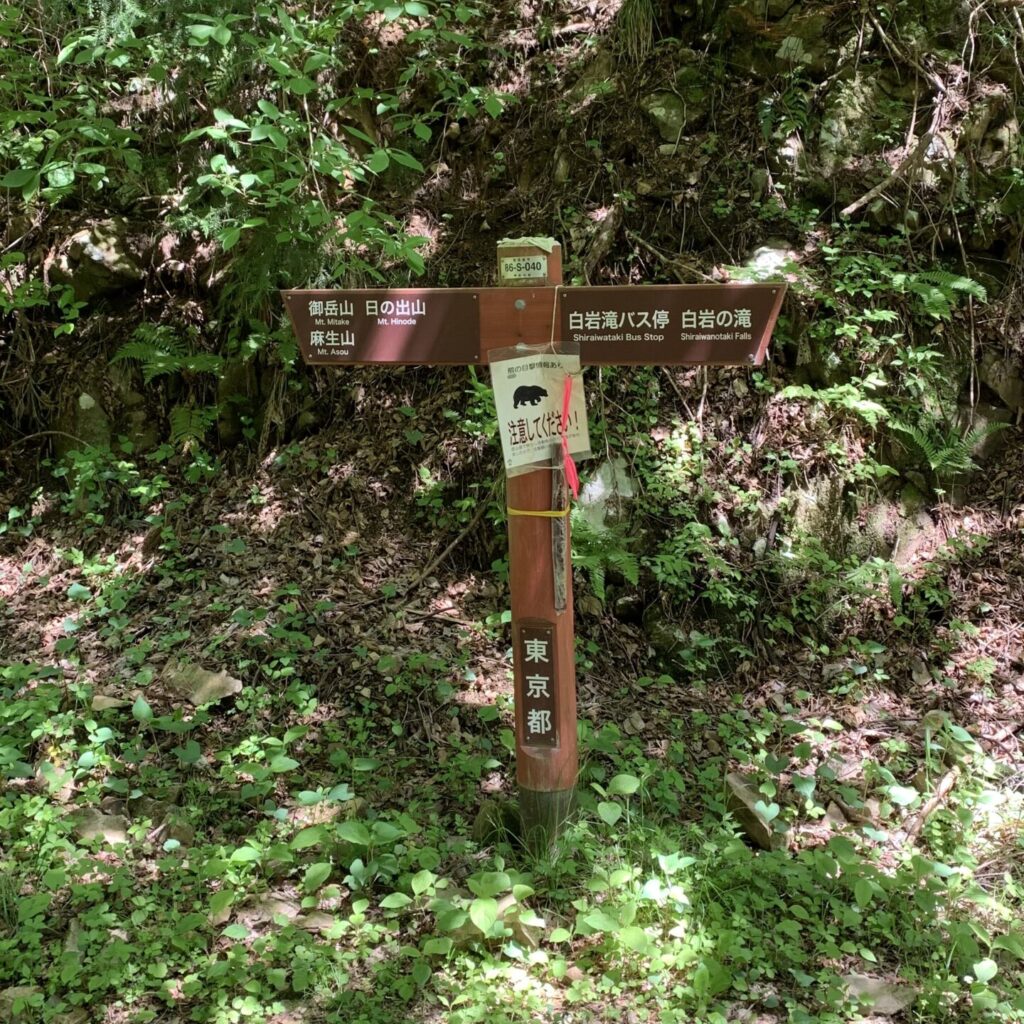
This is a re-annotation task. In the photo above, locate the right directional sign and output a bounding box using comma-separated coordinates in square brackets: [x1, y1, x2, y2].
[559, 284, 786, 365]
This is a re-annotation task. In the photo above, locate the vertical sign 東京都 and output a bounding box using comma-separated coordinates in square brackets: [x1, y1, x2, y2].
[517, 622, 557, 749]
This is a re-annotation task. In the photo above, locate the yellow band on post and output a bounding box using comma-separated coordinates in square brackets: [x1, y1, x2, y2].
[507, 507, 570, 518]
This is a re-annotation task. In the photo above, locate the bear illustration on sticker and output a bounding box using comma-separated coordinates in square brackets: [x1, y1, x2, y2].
[513, 384, 548, 408]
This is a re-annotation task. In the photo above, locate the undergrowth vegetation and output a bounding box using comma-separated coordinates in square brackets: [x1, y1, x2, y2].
[2, 0, 1024, 1022]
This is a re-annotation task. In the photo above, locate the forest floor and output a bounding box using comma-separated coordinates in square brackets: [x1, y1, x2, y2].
[2, 0, 1024, 1020]
[2, 362, 1023, 1024]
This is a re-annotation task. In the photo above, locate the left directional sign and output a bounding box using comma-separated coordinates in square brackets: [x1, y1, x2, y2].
[282, 288, 481, 365]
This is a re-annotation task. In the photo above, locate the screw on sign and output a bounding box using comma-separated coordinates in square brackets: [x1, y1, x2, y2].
[282, 238, 786, 851]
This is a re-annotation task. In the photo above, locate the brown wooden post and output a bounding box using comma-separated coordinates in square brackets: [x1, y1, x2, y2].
[280, 264, 788, 855]
[492, 239, 577, 851]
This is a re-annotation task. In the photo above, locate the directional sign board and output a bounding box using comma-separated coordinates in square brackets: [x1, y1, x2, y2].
[283, 238, 788, 852]
[282, 288, 481, 365]
[560, 284, 785, 366]
[282, 284, 785, 366]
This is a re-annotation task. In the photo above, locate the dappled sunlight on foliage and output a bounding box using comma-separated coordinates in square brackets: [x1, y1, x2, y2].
[2, 0, 1024, 1019]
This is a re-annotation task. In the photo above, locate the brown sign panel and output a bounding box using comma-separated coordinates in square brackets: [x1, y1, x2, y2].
[516, 621, 558, 749]
[281, 288, 481, 365]
[283, 283, 786, 367]
[560, 283, 786, 366]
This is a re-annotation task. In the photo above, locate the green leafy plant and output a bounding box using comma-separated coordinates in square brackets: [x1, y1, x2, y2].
[571, 512, 639, 601]
[891, 417, 1008, 486]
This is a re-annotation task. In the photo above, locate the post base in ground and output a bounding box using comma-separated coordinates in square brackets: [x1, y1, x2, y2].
[518, 787, 576, 855]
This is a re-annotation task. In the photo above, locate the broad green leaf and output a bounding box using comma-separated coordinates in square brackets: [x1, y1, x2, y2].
[212, 25, 231, 44]
[469, 897, 498, 934]
[371, 821, 405, 843]
[290, 825, 327, 850]
[213, 108, 248, 129]
[753, 800, 780, 822]
[583, 908, 619, 932]
[303, 862, 332, 892]
[67, 582, 91, 601]
[337, 820, 371, 846]
[366, 149, 390, 173]
[972, 958, 998, 983]
[174, 739, 202, 764]
[597, 801, 622, 826]
[853, 879, 873, 909]
[389, 149, 425, 172]
[411, 870, 435, 895]
[411, 959, 431, 986]
[220, 227, 241, 252]
[792, 774, 816, 800]
[994, 933, 1024, 959]
[467, 871, 511, 897]
[888, 785, 919, 807]
[859, 947, 878, 963]
[56, 41, 81, 64]
[266, 55, 294, 76]
[484, 93, 504, 118]
[608, 773, 640, 796]
[132, 695, 154, 724]
[422, 937, 452, 956]
[222, 923, 248, 939]
[287, 78, 317, 96]
[436, 907, 467, 931]
[404, 1, 430, 14]
[343, 125, 376, 145]
[269, 755, 299, 773]
[380, 892, 412, 909]
[618, 925, 654, 953]
[209, 890, 233, 917]
[549, 927, 571, 942]
[230, 845, 260, 863]
[45, 163, 75, 188]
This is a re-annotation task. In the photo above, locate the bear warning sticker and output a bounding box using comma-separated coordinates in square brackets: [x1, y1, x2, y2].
[490, 349, 590, 474]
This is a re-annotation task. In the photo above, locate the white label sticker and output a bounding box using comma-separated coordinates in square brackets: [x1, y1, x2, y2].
[499, 255, 548, 281]
[491, 352, 590, 471]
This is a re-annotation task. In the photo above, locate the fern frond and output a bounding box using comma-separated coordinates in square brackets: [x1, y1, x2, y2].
[913, 270, 987, 301]
[184, 353, 225, 375]
[891, 420, 939, 466]
[609, 547, 640, 586]
[169, 404, 218, 451]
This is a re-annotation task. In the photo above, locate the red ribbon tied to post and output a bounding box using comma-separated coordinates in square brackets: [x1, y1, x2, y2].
[561, 373, 580, 499]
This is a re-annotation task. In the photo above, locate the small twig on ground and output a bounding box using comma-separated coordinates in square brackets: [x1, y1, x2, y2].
[867, 11, 948, 95]
[0, 429, 92, 454]
[897, 767, 959, 846]
[659, 367, 696, 422]
[404, 606, 479, 628]
[840, 128, 936, 219]
[402, 488, 495, 597]
[625, 230, 716, 283]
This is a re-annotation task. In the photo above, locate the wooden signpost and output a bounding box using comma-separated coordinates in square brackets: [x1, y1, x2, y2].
[282, 239, 785, 850]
